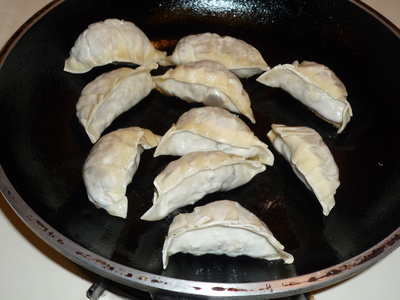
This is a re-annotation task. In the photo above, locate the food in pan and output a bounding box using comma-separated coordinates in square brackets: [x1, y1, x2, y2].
[153, 60, 255, 123]
[267, 124, 340, 216]
[257, 60, 352, 133]
[76, 64, 157, 143]
[141, 151, 266, 221]
[154, 107, 275, 166]
[162, 200, 294, 269]
[64, 19, 166, 73]
[64, 19, 346, 274]
[82, 127, 161, 218]
[158, 32, 270, 78]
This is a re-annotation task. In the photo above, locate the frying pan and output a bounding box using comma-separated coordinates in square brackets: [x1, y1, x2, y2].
[1, 0, 400, 298]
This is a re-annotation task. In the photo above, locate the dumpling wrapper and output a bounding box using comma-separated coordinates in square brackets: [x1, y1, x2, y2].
[153, 60, 255, 123]
[64, 19, 166, 73]
[158, 32, 270, 78]
[83, 127, 161, 218]
[267, 124, 340, 216]
[257, 60, 352, 133]
[162, 200, 294, 269]
[141, 151, 266, 221]
[154, 107, 274, 166]
[76, 64, 157, 143]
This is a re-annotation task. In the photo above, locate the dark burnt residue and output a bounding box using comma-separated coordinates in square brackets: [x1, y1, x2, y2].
[126, 273, 133, 278]
[151, 279, 167, 285]
[193, 287, 201, 290]
[36, 220, 49, 232]
[388, 234, 400, 246]
[358, 247, 385, 265]
[358, 233, 400, 265]
[6, 190, 17, 201]
[282, 281, 300, 287]
[227, 288, 248, 292]
[34, 219, 63, 244]
[299, 268, 344, 285]
[75, 251, 115, 271]
[108, 266, 115, 271]
[76, 251, 88, 258]
[259, 283, 272, 291]
[212, 287, 226, 292]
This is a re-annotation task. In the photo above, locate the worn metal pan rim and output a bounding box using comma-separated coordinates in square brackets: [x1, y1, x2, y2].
[1, 0, 400, 298]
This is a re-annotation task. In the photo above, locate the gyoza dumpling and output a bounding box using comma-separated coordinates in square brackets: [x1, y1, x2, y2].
[76, 64, 157, 143]
[154, 107, 274, 166]
[267, 124, 340, 216]
[158, 32, 270, 78]
[64, 19, 166, 73]
[257, 61, 352, 133]
[141, 151, 266, 221]
[83, 127, 161, 218]
[162, 200, 294, 268]
[153, 60, 255, 123]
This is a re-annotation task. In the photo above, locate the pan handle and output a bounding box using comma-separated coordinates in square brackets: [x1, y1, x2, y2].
[87, 277, 152, 300]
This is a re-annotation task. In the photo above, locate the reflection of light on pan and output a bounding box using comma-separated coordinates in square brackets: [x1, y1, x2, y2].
[182, 0, 246, 13]
[0, 0, 400, 298]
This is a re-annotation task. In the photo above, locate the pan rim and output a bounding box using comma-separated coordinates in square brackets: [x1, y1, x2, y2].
[1, 0, 399, 298]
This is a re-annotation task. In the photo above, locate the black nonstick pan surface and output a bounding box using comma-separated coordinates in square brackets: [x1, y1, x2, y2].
[1, 0, 400, 298]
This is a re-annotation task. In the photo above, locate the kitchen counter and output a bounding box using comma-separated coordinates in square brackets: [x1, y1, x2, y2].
[1, 0, 399, 299]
